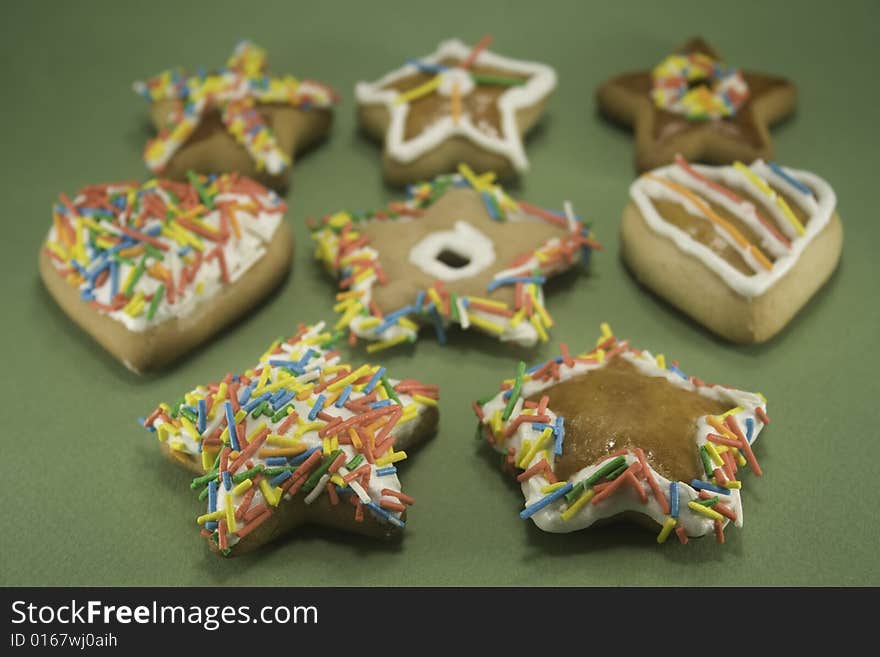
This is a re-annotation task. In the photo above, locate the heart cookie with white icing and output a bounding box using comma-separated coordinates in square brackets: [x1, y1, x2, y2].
[141, 322, 439, 555]
[39, 173, 293, 372]
[355, 35, 557, 185]
[310, 165, 600, 350]
[474, 324, 768, 545]
[622, 156, 843, 343]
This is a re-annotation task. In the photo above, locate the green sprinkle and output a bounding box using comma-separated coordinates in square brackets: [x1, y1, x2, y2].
[470, 73, 526, 86]
[345, 453, 364, 470]
[700, 445, 714, 478]
[605, 463, 628, 480]
[232, 465, 264, 483]
[186, 170, 215, 209]
[179, 405, 198, 423]
[564, 455, 627, 503]
[145, 244, 165, 260]
[170, 399, 184, 418]
[146, 283, 165, 321]
[501, 361, 526, 421]
[124, 255, 147, 297]
[250, 400, 268, 419]
[381, 375, 402, 406]
[263, 466, 295, 477]
[191, 470, 218, 489]
[271, 404, 293, 422]
[697, 496, 719, 507]
[111, 253, 135, 266]
[302, 449, 344, 492]
[197, 486, 210, 501]
[450, 293, 460, 321]
[319, 330, 346, 349]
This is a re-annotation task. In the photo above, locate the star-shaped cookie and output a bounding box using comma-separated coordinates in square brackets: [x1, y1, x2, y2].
[356, 36, 557, 185]
[134, 40, 338, 190]
[474, 324, 768, 544]
[141, 322, 439, 555]
[596, 38, 797, 171]
[310, 165, 600, 350]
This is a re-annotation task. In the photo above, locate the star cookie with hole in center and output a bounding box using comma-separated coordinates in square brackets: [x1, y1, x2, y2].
[356, 35, 557, 185]
[310, 165, 600, 351]
[141, 322, 439, 556]
[473, 324, 769, 545]
[596, 37, 797, 171]
[134, 40, 338, 191]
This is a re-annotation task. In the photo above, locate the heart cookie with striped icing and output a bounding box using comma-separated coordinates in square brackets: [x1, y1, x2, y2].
[622, 156, 843, 343]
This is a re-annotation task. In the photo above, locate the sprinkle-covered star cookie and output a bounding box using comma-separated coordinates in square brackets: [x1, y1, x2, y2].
[310, 165, 600, 350]
[141, 322, 439, 555]
[134, 40, 338, 190]
[596, 37, 796, 171]
[39, 173, 292, 372]
[473, 324, 768, 545]
[356, 35, 557, 185]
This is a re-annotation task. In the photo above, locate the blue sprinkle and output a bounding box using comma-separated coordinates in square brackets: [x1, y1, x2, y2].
[222, 470, 232, 491]
[205, 521, 218, 531]
[265, 457, 289, 467]
[268, 359, 304, 375]
[429, 307, 447, 345]
[238, 382, 255, 405]
[178, 245, 192, 257]
[525, 357, 562, 375]
[197, 399, 207, 434]
[208, 481, 217, 514]
[529, 422, 553, 432]
[80, 289, 96, 301]
[109, 260, 119, 297]
[482, 190, 501, 220]
[520, 483, 574, 520]
[242, 392, 271, 413]
[365, 501, 405, 528]
[553, 417, 565, 456]
[690, 479, 731, 496]
[225, 402, 239, 451]
[335, 385, 352, 408]
[271, 389, 296, 411]
[370, 399, 393, 409]
[668, 364, 688, 380]
[269, 471, 292, 487]
[414, 290, 425, 312]
[746, 417, 755, 444]
[138, 417, 155, 432]
[406, 58, 449, 74]
[486, 276, 547, 293]
[768, 161, 813, 196]
[670, 481, 679, 518]
[364, 367, 385, 394]
[291, 446, 322, 466]
[308, 394, 326, 421]
[375, 466, 397, 477]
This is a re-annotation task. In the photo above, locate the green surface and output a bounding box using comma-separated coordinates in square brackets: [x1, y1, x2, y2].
[1, 0, 878, 587]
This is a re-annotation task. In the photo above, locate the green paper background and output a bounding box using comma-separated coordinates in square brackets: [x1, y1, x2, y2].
[2, 0, 878, 587]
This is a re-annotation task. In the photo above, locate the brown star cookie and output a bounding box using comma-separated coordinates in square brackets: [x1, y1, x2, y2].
[596, 38, 797, 171]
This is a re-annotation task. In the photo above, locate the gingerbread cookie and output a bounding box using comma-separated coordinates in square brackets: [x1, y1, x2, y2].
[134, 40, 337, 190]
[473, 324, 768, 544]
[355, 35, 557, 185]
[141, 322, 439, 555]
[311, 165, 600, 350]
[596, 38, 797, 171]
[39, 173, 292, 372]
[622, 156, 843, 343]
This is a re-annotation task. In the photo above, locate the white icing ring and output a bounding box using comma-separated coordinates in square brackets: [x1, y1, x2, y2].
[407, 220, 496, 282]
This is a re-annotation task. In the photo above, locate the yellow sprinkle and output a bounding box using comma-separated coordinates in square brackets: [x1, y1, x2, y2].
[688, 501, 724, 521]
[530, 314, 549, 342]
[327, 364, 371, 392]
[353, 268, 374, 285]
[196, 281, 204, 295]
[358, 317, 382, 330]
[600, 322, 613, 339]
[533, 298, 553, 329]
[168, 440, 188, 452]
[330, 474, 346, 487]
[197, 510, 224, 524]
[367, 334, 410, 353]
[398, 317, 419, 332]
[395, 74, 442, 104]
[179, 415, 200, 440]
[266, 434, 302, 447]
[510, 308, 527, 327]
[541, 482, 568, 494]
[735, 451, 747, 467]
[348, 427, 362, 449]
[719, 406, 744, 419]
[469, 314, 506, 336]
[259, 479, 280, 507]
[322, 437, 332, 456]
[725, 480, 742, 489]
[467, 295, 509, 311]
[560, 488, 595, 522]
[225, 500, 237, 533]
[214, 382, 228, 404]
[232, 479, 253, 497]
[294, 421, 324, 439]
[201, 447, 214, 472]
[335, 302, 364, 331]
[234, 409, 246, 423]
[518, 428, 553, 469]
[733, 161, 805, 236]
[656, 354, 666, 369]
[516, 439, 533, 466]
[704, 441, 724, 467]
[156, 424, 169, 443]
[656, 517, 677, 543]
[412, 394, 437, 407]
[427, 287, 445, 311]
[457, 163, 495, 192]
[247, 422, 267, 442]
[45, 241, 68, 260]
[375, 450, 407, 467]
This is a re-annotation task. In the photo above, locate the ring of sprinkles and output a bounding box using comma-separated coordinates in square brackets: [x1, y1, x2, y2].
[310, 165, 600, 350]
[134, 40, 337, 177]
[473, 323, 768, 544]
[141, 322, 439, 556]
[355, 34, 557, 174]
[42, 172, 286, 332]
[651, 52, 749, 121]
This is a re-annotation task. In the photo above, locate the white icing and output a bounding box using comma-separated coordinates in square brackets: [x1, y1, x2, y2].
[437, 67, 476, 97]
[355, 39, 557, 171]
[479, 345, 766, 539]
[407, 220, 496, 281]
[630, 160, 836, 299]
